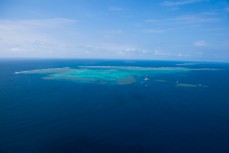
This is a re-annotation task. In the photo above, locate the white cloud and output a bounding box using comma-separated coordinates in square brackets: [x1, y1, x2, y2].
[0, 18, 149, 59]
[153, 50, 171, 56]
[0, 18, 76, 45]
[10, 47, 24, 52]
[144, 12, 221, 34]
[172, 14, 220, 24]
[161, 0, 208, 7]
[0, 18, 78, 58]
[146, 12, 220, 26]
[193, 40, 207, 47]
[0, 18, 76, 30]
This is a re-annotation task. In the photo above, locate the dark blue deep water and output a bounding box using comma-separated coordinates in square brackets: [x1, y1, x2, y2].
[1, 59, 229, 153]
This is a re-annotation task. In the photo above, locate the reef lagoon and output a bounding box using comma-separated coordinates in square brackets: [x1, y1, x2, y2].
[15, 66, 220, 86]
[1, 59, 229, 153]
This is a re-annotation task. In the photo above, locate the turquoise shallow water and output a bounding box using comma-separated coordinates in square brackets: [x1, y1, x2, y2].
[1, 59, 229, 153]
[15, 66, 220, 85]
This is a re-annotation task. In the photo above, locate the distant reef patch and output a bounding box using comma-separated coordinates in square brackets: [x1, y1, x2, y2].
[15, 66, 221, 85]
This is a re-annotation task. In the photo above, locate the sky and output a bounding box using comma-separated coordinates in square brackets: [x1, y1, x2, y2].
[0, 0, 229, 62]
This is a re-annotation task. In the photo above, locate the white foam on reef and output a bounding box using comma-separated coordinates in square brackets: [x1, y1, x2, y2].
[79, 66, 186, 70]
[176, 83, 208, 88]
[15, 67, 71, 74]
[15, 66, 222, 75]
[176, 63, 198, 66]
[78, 66, 222, 71]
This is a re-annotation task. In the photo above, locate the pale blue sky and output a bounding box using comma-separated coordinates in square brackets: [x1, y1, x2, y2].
[0, 0, 229, 61]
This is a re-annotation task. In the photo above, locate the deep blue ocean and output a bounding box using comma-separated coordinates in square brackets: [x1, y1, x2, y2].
[0, 59, 229, 153]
